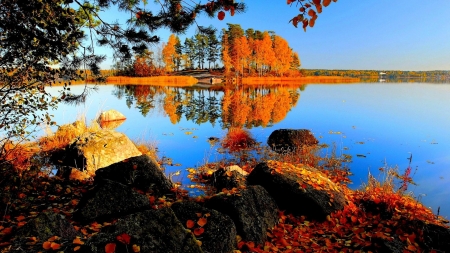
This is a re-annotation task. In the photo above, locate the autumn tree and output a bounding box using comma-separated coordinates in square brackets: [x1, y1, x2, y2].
[221, 32, 233, 74]
[162, 34, 179, 72]
[232, 36, 251, 76]
[272, 35, 293, 76]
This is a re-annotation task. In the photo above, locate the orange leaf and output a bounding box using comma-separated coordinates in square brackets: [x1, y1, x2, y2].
[116, 233, 131, 244]
[218, 11, 225, 21]
[351, 216, 357, 223]
[74, 246, 81, 251]
[197, 217, 207, 227]
[16, 215, 26, 222]
[50, 242, 61, 250]
[73, 237, 84, 245]
[186, 220, 195, 229]
[47, 236, 58, 242]
[105, 243, 116, 253]
[193, 227, 205, 236]
[407, 245, 417, 251]
[132, 244, 141, 252]
[43, 241, 52, 250]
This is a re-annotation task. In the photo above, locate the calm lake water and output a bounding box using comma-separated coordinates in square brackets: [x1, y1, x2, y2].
[46, 82, 450, 218]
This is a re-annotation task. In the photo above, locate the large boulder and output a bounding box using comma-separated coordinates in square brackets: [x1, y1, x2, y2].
[211, 168, 246, 193]
[15, 212, 79, 241]
[205, 185, 278, 245]
[247, 161, 346, 221]
[416, 220, 450, 252]
[74, 179, 150, 222]
[171, 201, 237, 253]
[267, 129, 318, 153]
[95, 155, 173, 196]
[80, 208, 202, 253]
[52, 129, 142, 175]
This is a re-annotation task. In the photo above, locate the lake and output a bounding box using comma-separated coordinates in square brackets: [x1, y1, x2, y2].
[46, 81, 450, 219]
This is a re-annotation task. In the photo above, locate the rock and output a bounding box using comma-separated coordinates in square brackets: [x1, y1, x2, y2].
[267, 129, 318, 153]
[98, 109, 126, 122]
[81, 208, 202, 253]
[15, 212, 79, 241]
[52, 129, 142, 175]
[205, 185, 278, 245]
[95, 155, 173, 196]
[207, 137, 220, 146]
[211, 168, 246, 193]
[413, 220, 450, 252]
[171, 201, 237, 253]
[227, 165, 248, 176]
[74, 179, 150, 222]
[247, 161, 346, 221]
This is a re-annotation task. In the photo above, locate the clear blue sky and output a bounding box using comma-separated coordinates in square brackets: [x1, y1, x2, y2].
[100, 0, 450, 71]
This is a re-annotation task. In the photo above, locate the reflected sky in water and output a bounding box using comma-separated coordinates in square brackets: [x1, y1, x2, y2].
[47, 82, 450, 218]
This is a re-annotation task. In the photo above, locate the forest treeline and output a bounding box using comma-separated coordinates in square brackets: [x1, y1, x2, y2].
[303, 69, 450, 81]
[113, 24, 302, 77]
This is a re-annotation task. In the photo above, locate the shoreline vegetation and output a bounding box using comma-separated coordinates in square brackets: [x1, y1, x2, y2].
[60, 70, 360, 86]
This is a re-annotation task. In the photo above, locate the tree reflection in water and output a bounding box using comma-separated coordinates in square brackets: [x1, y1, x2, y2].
[112, 85, 302, 129]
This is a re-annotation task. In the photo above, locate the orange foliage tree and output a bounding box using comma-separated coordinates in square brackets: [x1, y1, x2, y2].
[221, 27, 299, 77]
[231, 36, 252, 76]
[221, 32, 233, 74]
[162, 34, 179, 72]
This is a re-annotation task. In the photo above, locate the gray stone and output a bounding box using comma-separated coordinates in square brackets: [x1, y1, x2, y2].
[171, 201, 236, 253]
[80, 208, 203, 253]
[95, 154, 173, 196]
[52, 129, 142, 175]
[205, 185, 278, 245]
[247, 161, 345, 221]
[267, 129, 318, 153]
[15, 212, 79, 241]
[74, 179, 150, 222]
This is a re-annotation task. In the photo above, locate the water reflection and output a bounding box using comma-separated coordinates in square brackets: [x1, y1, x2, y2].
[112, 85, 302, 129]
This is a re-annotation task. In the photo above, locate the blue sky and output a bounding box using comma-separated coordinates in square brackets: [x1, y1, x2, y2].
[100, 1, 450, 71]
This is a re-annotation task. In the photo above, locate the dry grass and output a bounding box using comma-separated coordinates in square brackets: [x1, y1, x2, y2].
[0, 141, 40, 171]
[241, 76, 360, 85]
[106, 76, 198, 86]
[38, 120, 89, 153]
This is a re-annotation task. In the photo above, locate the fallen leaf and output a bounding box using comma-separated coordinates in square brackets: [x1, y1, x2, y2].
[197, 217, 207, 227]
[194, 227, 205, 236]
[116, 233, 131, 244]
[73, 237, 84, 245]
[105, 243, 116, 253]
[42, 241, 52, 250]
[186, 220, 195, 229]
